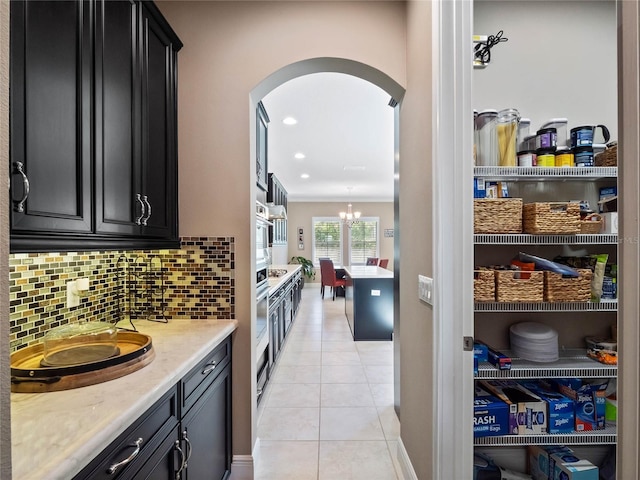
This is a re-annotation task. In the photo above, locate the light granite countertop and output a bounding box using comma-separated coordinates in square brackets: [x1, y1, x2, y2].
[10, 319, 238, 480]
[344, 265, 394, 279]
[267, 264, 301, 292]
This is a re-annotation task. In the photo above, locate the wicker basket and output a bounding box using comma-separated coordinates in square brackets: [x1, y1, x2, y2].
[474, 270, 495, 302]
[474, 198, 523, 234]
[595, 144, 617, 166]
[523, 202, 581, 234]
[580, 213, 603, 234]
[544, 269, 593, 302]
[495, 270, 544, 303]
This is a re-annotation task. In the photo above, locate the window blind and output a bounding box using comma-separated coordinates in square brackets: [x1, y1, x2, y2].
[349, 218, 379, 265]
[312, 218, 342, 266]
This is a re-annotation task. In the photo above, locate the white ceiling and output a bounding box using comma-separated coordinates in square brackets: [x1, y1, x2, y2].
[261, 72, 395, 203]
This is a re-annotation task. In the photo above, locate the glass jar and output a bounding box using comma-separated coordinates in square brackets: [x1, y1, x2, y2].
[496, 108, 520, 166]
[475, 109, 498, 166]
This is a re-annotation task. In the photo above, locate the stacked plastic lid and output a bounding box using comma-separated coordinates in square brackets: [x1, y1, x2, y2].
[510, 321, 559, 363]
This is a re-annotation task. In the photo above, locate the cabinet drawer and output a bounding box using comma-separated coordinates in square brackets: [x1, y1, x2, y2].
[181, 337, 231, 414]
[73, 386, 179, 479]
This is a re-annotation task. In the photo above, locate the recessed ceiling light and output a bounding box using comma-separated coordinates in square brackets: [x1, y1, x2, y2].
[300, 173, 310, 179]
[283, 117, 297, 125]
[294, 153, 306, 159]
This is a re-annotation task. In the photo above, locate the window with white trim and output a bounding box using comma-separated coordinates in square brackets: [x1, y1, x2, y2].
[312, 217, 343, 266]
[348, 217, 379, 265]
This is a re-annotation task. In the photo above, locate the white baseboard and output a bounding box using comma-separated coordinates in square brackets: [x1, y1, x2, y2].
[229, 453, 254, 480]
[396, 438, 418, 480]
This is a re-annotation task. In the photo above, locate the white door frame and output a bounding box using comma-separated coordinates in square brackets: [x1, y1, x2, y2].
[431, 0, 474, 478]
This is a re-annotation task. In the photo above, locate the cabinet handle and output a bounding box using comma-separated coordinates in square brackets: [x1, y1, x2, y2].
[141, 195, 152, 226]
[174, 439, 186, 480]
[182, 430, 193, 468]
[201, 361, 217, 375]
[11, 161, 30, 213]
[107, 437, 143, 475]
[135, 194, 146, 225]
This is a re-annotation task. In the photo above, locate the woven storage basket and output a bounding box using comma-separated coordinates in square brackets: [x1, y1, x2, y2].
[580, 213, 603, 234]
[474, 270, 495, 302]
[523, 202, 581, 234]
[474, 198, 523, 234]
[495, 270, 543, 303]
[544, 269, 593, 302]
[595, 145, 617, 166]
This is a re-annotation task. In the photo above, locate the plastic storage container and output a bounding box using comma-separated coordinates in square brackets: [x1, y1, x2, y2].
[496, 108, 520, 166]
[475, 109, 498, 166]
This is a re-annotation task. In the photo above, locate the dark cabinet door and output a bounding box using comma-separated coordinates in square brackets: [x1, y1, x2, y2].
[139, 3, 179, 240]
[181, 364, 232, 480]
[125, 425, 181, 480]
[94, 0, 142, 236]
[256, 102, 269, 192]
[10, 0, 92, 235]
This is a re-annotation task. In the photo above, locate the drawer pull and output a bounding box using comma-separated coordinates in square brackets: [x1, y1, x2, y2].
[174, 440, 186, 480]
[201, 361, 217, 375]
[183, 430, 193, 468]
[141, 195, 152, 226]
[107, 437, 143, 475]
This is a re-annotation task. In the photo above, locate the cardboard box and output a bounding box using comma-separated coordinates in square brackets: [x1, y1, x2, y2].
[520, 382, 575, 434]
[480, 380, 547, 434]
[474, 342, 488, 362]
[601, 212, 618, 234]
[474, 385, 510, 437]
[528, 445, 574, 480]
[476, 341, 512, 370]
[550, 451, 599, 480]
[554, 380, 607, 431]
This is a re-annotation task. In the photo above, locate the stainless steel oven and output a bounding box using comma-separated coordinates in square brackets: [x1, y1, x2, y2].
[256, 201, 271, 271]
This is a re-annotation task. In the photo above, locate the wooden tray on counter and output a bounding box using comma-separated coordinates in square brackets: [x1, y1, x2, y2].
[10, 332, 154, 393]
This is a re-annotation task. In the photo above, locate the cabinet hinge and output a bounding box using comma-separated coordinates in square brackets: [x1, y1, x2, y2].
[463, 336, 474, 351]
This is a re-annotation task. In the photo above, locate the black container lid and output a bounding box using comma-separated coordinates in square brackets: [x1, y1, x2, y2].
[570, 125, 592, 133]
[572, 146, 594, 153]
[536, 127, 557, 135]
[536, 147, 556, 155]
[517, 150, 537, 155]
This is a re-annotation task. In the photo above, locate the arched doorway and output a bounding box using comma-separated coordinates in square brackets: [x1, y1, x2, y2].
[249, 57, 404, 474]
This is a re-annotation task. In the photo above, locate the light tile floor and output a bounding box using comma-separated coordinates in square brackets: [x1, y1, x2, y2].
[255, 284, 401, 480]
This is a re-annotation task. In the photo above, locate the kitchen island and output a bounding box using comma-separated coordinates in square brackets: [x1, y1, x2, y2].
[10, 319, 237, 480]
[344, 265, 394, 341]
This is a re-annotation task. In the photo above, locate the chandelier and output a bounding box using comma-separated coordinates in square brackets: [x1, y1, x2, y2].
[339, 188, 361, 228]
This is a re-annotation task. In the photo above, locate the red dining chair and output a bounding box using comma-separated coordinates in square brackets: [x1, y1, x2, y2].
[319, 258, 346, 301]
[378, 259, 389, 269]
[366, 257, 379, 266]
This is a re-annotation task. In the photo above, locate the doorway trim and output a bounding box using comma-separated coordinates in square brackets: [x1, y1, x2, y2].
[245, 57, 405, 479]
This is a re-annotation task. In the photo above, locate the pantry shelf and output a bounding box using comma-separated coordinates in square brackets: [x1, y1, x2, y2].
[474, 427, 617, 447]
[474, 301, 617, 313]
[473, 233, 618, 245]
[475, 350, 616, 379]
[473, 166, 617, 180]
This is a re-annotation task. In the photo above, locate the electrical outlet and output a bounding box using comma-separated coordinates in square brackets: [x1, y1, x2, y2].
[418, 275, 434, 305]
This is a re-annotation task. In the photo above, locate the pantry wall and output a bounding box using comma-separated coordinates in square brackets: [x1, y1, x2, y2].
[471, 0, 619, 475]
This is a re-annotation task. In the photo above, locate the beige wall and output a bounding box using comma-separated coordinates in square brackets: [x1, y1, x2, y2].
[399, 1, 433, 478]
[1, 1, 11, 477]
[286, 201, 394, 269]
[157, 0, 406, 461]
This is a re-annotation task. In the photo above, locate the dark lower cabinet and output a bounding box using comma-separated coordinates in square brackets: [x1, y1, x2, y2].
[180, 364, 232, 480]
[72, 337, 232, 480]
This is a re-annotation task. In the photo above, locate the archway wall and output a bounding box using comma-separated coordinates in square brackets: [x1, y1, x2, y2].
[158, 0, 407, 459]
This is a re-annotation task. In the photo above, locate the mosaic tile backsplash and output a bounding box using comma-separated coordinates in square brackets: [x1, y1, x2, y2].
[9, 237, 235, 352]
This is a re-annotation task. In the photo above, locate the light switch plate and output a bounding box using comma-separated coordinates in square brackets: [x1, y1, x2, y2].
[418, 275, 434, 305]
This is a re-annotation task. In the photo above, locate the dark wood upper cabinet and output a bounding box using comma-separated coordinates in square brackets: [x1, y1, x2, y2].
[9, 1, 93, 235]
[256, 101, 269, 192]
[10, 0, 182, 252]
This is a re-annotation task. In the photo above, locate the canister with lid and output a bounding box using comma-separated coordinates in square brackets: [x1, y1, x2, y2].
[496, 108, 520, 166]
[573, 146, 594, 166]
[517, 150, 537, 167]
[554, 148, 574, 167]
[536, 148, 556, 167]
[475, 109, 498, 166]
[536, 127, 557, 151]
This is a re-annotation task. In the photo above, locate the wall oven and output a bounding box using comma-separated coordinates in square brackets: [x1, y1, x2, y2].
[256, 201, 271, 272]
[256, 201, 272, 403]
